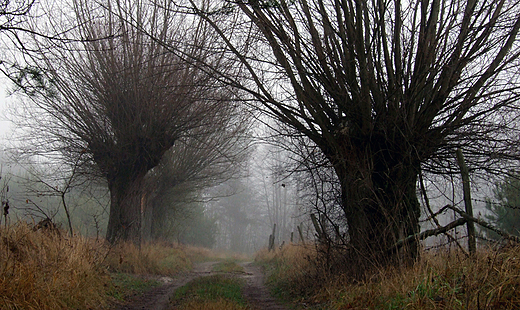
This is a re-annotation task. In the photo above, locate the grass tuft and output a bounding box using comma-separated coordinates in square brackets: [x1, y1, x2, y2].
[174, 299, 251, 310]
[107, 273, 161, 301]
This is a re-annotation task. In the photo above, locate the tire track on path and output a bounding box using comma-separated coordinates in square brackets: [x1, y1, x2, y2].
[111, 261, 288, 310]
[112, 261, 217, 310]
[239, 262, 288, 310]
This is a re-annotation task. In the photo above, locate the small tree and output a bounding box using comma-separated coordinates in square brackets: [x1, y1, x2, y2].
[484, 174, 520, 240]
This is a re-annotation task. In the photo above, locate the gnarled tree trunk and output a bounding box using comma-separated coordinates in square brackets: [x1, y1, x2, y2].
[331, 135, 421, 274]
[106, 169, 147, 244]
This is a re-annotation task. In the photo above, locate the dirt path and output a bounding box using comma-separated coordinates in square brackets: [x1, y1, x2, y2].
[239, 262, 288, 310]
[112, 261, 216, 310]
[111, 261, 288, 310]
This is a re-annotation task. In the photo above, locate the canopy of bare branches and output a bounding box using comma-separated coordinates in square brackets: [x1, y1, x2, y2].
[188, 0, 520, 272]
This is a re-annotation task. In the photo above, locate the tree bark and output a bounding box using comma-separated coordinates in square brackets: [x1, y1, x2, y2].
[332, 138, 421, 273]
[106, 169, 146, 244]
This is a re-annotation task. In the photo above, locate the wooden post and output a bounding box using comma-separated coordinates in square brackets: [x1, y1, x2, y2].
[456, 149, 476, 256]
[311, 214, 324, 241]
[297, 225, 305, 245]
[268, 223, 277, 252]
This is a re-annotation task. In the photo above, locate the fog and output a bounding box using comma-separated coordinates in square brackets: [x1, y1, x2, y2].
[0, 84, 499, 253]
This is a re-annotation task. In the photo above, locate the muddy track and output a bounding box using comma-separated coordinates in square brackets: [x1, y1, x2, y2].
[111, 261, 216, 310]
[239, 262, 287, 310]
[111, 261, 287, 310]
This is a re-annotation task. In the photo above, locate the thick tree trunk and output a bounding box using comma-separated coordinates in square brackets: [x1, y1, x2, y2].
[141, 191, 153, 242]
[332, 141, 421, 276]
[106, 170, 146, 244]
[149, 198, 171, 240]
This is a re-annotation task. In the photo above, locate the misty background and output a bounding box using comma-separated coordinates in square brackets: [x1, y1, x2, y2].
[0, 78, 500, 253]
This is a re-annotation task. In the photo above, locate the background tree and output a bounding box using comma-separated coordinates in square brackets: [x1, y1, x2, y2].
[191, 0, 520, 273]
[142, 110, 251, 241]
[17, 0, 237, 243]
[484, 174, 520, 240]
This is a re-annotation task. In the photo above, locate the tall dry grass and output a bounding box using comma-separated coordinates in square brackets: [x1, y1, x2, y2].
[0, 222, 110, 310]
[0, 222, 221, 309]
[255, 244, 319, 299]
[103, 241, 192, 275]
[257, 243, 520, 309]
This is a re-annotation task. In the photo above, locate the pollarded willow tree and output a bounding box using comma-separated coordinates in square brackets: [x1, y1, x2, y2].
[191, 0, 520, 271]
[142, 112, 252, 241]
[19, 0, 238, 243]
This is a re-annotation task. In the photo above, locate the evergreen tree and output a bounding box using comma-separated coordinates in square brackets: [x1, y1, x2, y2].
[484, 175, 520, 240]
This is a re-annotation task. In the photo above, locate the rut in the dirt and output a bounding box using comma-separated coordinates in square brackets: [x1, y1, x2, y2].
[112, 262, 215, 310]
[112, 261, 287, 310]
[239, 262, 287, 310]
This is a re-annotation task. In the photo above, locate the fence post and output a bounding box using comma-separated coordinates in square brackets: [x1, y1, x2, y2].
[311, 213, 325, 242]
[456, 149, 476, 256]
[297, 225, 305, 245]
[268, 223, 277, 252]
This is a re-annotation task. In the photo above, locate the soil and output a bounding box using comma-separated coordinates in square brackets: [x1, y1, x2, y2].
[110, 261, 288, 310]
[239, 262, 288, 310]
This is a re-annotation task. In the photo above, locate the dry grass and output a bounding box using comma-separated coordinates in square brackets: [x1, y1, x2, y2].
[255, 244, 319, 300]
[257, 243, 520, 309]
[0, 222, 110, 310]
[103, 241, 192, 275]
[183, 246, 250, 263]
[0, 222, 221, 309]
[174, 299, 251, 310]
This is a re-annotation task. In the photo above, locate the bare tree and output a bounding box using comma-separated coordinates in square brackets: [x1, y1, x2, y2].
[142, 108, 252, 241]
[17, 0, 238, 243]
[0, 0, 35, 56]
[189, 0, 520, 272]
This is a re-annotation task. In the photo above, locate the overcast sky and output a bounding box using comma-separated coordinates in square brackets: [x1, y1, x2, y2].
[0, 81, 15, 148]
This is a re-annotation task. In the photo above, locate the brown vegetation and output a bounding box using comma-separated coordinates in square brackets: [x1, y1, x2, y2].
[0, 222, 217, 309]
[256, 243, 520, 309]
[0, 222, 109, 309]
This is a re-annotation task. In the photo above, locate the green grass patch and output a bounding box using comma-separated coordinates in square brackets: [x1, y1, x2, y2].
[213, 259, 245, 273]
[107, 273, 161, 301]
[171, 275, 248, 308]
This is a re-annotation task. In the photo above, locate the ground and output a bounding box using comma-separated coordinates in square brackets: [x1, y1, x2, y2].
[111, 261, 287, 310]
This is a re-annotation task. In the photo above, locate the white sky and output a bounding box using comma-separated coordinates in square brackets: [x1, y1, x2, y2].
[0, 81, 15, 149]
